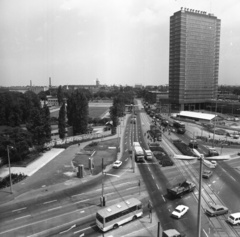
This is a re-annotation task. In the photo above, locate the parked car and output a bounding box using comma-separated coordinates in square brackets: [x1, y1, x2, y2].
[112, 160, 122, 168]
[205, 203, 228, 217]
[171, 205, 189, 219]
[202, 170, 213, 179]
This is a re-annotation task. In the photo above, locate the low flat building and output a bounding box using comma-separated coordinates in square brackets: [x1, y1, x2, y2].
[177, 111, 217, 123]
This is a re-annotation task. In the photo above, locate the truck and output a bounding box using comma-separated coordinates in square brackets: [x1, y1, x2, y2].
[149, 124, 162, 141]
[167, 180, 196, 198]
[133, 142, 145, 162]
[162, 229, 185, 237]
[144, 149, 153, 161]
[207, 147, 219, 157]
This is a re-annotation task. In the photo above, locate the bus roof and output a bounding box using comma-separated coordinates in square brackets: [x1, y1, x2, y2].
[97, 198, 141, 218]
[133, 142, 141, 147]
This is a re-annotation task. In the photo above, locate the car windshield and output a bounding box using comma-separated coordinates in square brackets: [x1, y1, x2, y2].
[211, 206, 217, 211]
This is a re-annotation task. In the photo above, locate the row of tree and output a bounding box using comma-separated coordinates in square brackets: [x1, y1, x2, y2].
[109, 92, 133, 134]
[0, 90, 52, 166]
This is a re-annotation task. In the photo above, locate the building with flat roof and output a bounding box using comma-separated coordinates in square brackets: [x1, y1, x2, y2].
[177, 111, 217, 123]
[169, 8, 221, 111]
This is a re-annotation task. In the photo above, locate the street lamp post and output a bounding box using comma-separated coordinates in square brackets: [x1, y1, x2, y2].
[7, 145, 13, 194]
[197, 155, 203, 237]
[101, 158, 106, 206]
[212, 99, 218, 148]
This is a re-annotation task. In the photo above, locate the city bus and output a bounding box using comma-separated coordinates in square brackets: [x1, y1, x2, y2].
[96, 198, 143, 232]
[173, 121, 186, 134]
[173, 121, 185, 129]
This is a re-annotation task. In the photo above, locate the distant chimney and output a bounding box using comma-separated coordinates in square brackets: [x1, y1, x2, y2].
[49, 77, 51, 88]
[30, 80, 32, 87]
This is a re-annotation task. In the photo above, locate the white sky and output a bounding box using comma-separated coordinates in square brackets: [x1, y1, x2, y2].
[0, 0, 239, 87]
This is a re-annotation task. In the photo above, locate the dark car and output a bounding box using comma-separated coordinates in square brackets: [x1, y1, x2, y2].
[202, 170, 213, 179]
[189, 139, 198, 149]
[205, 203, 228, 216]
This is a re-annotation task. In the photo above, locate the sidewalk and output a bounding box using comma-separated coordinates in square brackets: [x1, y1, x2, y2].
[0, 149, 64, 179]
[0, 115, 129, 205]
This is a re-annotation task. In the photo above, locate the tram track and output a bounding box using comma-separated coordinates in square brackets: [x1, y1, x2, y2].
[162, 134, 240, 237]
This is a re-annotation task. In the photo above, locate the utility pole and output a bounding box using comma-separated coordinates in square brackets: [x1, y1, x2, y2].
[101, 158, 106, 206]
[7, 145, 13, 194]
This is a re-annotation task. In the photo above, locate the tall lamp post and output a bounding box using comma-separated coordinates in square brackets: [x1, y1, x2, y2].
[212, 99, 218, 148]
[7, 145, 14, 194]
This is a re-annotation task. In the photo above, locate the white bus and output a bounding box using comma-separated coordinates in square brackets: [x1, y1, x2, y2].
[96, 198, 143, 232]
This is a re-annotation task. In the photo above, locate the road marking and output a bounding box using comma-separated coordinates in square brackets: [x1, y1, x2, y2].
[12, 207, 27, 212]
[156, 184, 160, 189]
[151, 174, 155, 180]
[47, 206, 62, 212]
[125, 158, 128, 161]
[203, 228, 209, 237]
[15, 215, 31, 220]
[126, 187, 135, 190]
[74, 199, 89, 204]
[212, 181, 216, 184]
[43, 200, 57, 205]
[59, 224, 76, 234]
[74, 225, 93, 234]
[161, 195, 166, 202]
[1, 207, 91, 236]
[229, 175, 236, 182]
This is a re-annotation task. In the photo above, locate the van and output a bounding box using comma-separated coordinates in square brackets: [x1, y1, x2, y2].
[228, 212, 240, 225]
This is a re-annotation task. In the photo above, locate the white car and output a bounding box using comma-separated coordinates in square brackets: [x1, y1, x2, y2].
[171, 205, 189, 219]
[113, 160, 122, 168]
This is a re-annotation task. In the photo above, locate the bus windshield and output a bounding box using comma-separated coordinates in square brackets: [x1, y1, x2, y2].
[96, 213, 104, 224]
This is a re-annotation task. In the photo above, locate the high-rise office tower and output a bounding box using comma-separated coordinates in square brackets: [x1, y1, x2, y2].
[169, 8, 221, 111]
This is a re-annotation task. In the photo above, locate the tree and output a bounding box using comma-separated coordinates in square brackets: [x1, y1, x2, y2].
[26, 105, 51, 146]
[38, 91, 47, 101]
[0, 127, 32, 166]
[42, 103, 51, 143]
[26, 108, 44, 145]
[58, 102, 66, 139]
[67, 90, 89, 135]
[57, 85, 64, 106]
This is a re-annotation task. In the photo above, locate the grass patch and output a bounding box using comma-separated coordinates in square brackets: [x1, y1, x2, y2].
[73, 138, 119, 175]
[50, 107, 109, 119]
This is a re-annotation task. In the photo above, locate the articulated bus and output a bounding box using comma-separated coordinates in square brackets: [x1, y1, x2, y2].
[96, 198, 143, 232]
